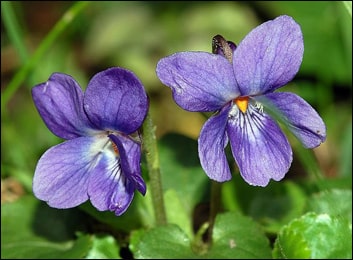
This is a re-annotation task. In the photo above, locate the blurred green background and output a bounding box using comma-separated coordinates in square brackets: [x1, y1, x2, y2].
[1, 1, 352, 259]
[1, 0, 351, 209]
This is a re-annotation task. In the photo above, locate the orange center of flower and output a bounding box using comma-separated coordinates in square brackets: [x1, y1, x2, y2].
[111, 141, 120, 156]
[234, 96, 249, 113]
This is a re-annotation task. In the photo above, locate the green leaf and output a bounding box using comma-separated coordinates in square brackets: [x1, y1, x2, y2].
[207, 212, 272, 259]
[274, 228, 311, 259]
[339, 121, 352, 177]
[79, 190, 154, 232]
[1, 196, 92, 259]
[128, 228, 146, 255]
[164, 189, 193, 238]
[343, 1, 352, 17]
[159, 133, 209, 215]
[131, 212, 271, 259]
[85, 234, 121, 259]
[306, 189, 352, 221]
[131, 224, 196, 259]
[59, 235, 92, 259]
[229, 178, 307, 234]
[273, 212, 352, 259]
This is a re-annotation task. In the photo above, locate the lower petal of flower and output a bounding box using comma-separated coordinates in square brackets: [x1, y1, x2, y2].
[87, 154, 135, 216]
[32, 136, 105, 209]
[109, 134, 146, 195]
[88, 133, 145, 216]
[227, 105, 292, 186]
[198, 105, 232, 182]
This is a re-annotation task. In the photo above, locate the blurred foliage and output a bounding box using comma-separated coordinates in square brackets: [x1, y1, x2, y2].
[1, 1, 352, 259]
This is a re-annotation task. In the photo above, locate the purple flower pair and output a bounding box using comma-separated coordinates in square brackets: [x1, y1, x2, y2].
[32, 15, 326, 216]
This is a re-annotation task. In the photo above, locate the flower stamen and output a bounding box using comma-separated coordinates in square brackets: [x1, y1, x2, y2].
[234, 96, 249, 113]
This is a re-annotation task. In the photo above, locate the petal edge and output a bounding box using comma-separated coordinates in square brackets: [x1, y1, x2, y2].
[198, 105, 232, 182]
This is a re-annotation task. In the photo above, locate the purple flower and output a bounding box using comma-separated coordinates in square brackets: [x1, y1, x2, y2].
[32, 67, 148, 215]
[156, 15, 326, 186]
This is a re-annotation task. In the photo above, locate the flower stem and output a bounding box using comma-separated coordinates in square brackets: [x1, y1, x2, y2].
[142, 111, 167, 226]
[207, 180, 222, 245]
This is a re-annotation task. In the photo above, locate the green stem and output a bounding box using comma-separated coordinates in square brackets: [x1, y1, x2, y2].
[207, 180, 222, 245]
[142, 111, 167, 226]
[1, 1, 90, 114]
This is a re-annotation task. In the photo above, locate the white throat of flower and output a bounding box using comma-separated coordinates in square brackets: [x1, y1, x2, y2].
[228, 99, 264, 122]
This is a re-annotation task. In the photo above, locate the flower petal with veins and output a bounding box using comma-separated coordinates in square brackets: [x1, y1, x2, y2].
[227, 105, 292, 186]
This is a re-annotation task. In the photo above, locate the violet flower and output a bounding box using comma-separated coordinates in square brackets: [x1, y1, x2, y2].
[156, 15, 326, 186]
[32, 67, 148, 215]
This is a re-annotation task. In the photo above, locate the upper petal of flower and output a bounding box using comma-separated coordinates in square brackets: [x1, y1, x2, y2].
[227, 105, 292, 186]
[88, 134, 145, 216]
[198, 105, 232, 182]
[84, 67, 148, 134]
[233, 15, 304, 96]
[32, 136, 103, 208]
[32, 73, 96, 139]
[156, 52, 239, 112]
[256, 92, 326, 148]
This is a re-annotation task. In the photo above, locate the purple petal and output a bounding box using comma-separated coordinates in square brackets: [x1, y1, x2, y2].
[84, 67, 148, 134]
[32, 73, 96, 139]
[256, 92, 326, 148]
[109, 134, 146, 195]
[32, 136, 104, 208]
[88, 134, 145, 216]
[233, 15, 304, 95]
[108, 179, 135, 216]
[156, 52, 239, 112]
[227, 104, 292, 186]
[198, 105, 232, 182]
[87, 155, 135, 216]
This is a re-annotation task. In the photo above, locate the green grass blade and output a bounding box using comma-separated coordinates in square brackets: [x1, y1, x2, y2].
[1, 1, 90, 114]
[1, 1, 29, 63]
